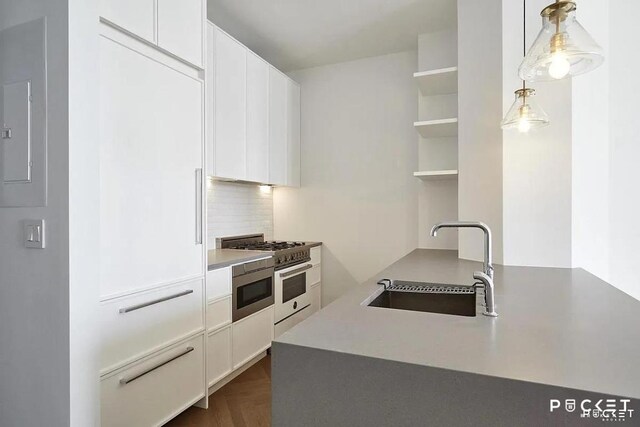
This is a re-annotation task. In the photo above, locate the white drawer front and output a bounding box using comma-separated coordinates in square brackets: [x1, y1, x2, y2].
[274, 305, 312, 339]
[308, 264, 321, 286]
[206, 267, 231, 300]
[101, 335, 205, 427]
[101, 278, 204, 372]
[207, 296, 232, 332]
[232, 306, 274, 369]
[207, 325, 232, 386]
[310, 246, 321, 265]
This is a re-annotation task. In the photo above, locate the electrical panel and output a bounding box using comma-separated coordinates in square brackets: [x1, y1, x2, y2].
[0, 18, 46, 207]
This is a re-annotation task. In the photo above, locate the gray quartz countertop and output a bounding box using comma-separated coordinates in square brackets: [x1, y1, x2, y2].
[207, 249, 273, 270]
[276, 249, 640, 399]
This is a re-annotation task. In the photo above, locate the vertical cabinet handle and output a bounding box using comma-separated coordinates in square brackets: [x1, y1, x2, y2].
[195, 168, 203, 244]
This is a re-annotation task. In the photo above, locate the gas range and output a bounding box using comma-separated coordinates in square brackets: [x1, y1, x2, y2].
[218, 234, 311, 270]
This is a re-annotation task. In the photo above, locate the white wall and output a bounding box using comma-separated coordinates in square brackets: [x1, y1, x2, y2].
[571, 0, 610, 278]
[68, 0, 100, 423]
[609, 0, 640, 301]
[0, 1, 99, 425]
[0, 2, 70, 426]
[457, 0, 504, 263]
[501, 0, 573, 268]
[207, 180, 274, 247]
[274, 51, 419, 304]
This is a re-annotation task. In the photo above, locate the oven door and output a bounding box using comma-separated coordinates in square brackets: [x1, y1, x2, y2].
[275, 263, 312, 324]
[232, 268, 274, 322]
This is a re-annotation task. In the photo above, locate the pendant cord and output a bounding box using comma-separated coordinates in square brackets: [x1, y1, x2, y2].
[522, 0, 527, 95]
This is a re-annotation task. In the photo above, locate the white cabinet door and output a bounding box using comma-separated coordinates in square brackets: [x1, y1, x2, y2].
[101, 335, 205, 427]
[157, 0, 204, 67]
[207, 325, 232, 386]
[213, 27, 246, 180]
[232, 306, 274, 369]
[246, 52, 270, 184]
[310, 284, 322, 314]
[269, 69, 287, 186]
[286, 80, 301, 187]
[206, 24, 215, 176]
[206, 267, 231, 301]
[100, 0, 155, 43]
[99, 37, 204, 298]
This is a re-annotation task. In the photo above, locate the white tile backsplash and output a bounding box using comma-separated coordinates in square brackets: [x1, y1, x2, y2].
[207, 180, 273, 248]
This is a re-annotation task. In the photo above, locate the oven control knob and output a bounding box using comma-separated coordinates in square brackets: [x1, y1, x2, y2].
[278, 256, 285, 264]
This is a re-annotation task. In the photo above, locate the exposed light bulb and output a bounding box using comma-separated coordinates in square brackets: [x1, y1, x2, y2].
[548, 52, 570, 79]
[518, 117, 532, 133]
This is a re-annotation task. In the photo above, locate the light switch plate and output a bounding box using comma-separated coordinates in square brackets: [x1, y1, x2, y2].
[24, 219, 45, 248]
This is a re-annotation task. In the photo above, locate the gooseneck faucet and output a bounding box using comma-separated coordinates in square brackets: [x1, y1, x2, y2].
[430, 221, 498, 317]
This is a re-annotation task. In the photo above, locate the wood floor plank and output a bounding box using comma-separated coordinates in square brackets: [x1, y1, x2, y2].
[166, 355, 272, 427]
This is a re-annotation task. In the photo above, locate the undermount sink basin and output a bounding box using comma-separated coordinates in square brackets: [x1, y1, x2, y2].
[367, 280, 477, 317]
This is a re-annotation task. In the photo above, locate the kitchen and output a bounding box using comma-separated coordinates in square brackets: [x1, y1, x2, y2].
[0, 0, 638, 426]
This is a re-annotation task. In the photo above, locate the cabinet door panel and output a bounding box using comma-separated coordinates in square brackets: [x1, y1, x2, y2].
[99, 37, 203, 298]
[246, 52, 270, 183]
[269, 69, 287, 186]
[232, 307, 273, 369]
[207, 326, 232, 386]
[214, 28, 246, 180]
[157, 0, 204, 67]
[100, 0, 155, 42]
[286, 81, 301, 187]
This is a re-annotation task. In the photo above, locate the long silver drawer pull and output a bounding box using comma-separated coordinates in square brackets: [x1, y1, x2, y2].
[195, 168, 203, 245]
[119, 347, 194, 385]
[119, 289, 193, 314]
[280, 264, 313, 278]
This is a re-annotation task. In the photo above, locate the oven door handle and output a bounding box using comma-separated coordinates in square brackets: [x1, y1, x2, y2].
[279, 263, 313, 278]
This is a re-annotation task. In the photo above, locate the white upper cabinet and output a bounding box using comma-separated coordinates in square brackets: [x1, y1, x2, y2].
[269, 68, 288, 186]
[213, 27, 247, 180]
[100, 0, 155, 42]
[157, 0, 204, 67]
[206, 23, 301, 186]
[287, 80, 301, 187]
[100, 0, 204, 68]
[245, 52, 270, 184]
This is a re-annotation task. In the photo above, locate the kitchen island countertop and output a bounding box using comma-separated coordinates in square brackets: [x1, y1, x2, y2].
[275, 249, 640, 399]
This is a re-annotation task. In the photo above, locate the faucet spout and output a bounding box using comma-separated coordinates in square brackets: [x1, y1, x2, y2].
[430, 221, 494, 280]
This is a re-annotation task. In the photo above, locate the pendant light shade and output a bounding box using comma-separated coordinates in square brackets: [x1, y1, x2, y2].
[501, 88, 549, 132]
[519, 1, 603, 82]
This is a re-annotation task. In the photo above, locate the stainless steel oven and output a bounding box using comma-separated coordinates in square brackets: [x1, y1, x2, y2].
[232, 258, 274, 322]
[274, 262, 312, 325]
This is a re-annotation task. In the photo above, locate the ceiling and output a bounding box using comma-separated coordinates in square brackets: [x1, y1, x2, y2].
[206, 0, 457, 71]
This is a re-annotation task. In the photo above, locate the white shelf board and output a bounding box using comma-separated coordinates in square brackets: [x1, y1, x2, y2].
[414, 118, 458, 138]
[413, 170, 458, 181]
[414, 67, 458, 96]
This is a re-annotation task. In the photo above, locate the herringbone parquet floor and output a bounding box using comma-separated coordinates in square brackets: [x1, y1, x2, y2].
[166, 355, 271, 427]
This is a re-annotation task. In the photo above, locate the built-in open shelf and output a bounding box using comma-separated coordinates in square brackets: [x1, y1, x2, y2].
[413, 170, 459, 181]
[414, 67, 458, 96]
[414, 118, 458, 138]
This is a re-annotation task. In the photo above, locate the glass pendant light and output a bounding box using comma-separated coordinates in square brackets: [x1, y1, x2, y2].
[501, 85, 549, 132]
[519, 1, 604, 82]
[502, 0, 550, 132]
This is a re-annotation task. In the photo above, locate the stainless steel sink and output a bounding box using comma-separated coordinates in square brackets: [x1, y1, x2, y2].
[367, 280, 477, 317]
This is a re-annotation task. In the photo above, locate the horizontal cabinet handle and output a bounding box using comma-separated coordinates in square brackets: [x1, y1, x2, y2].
[119, 347, 195, 385]
[119, 289, 194, 314]
[279, 264, 313, 278]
